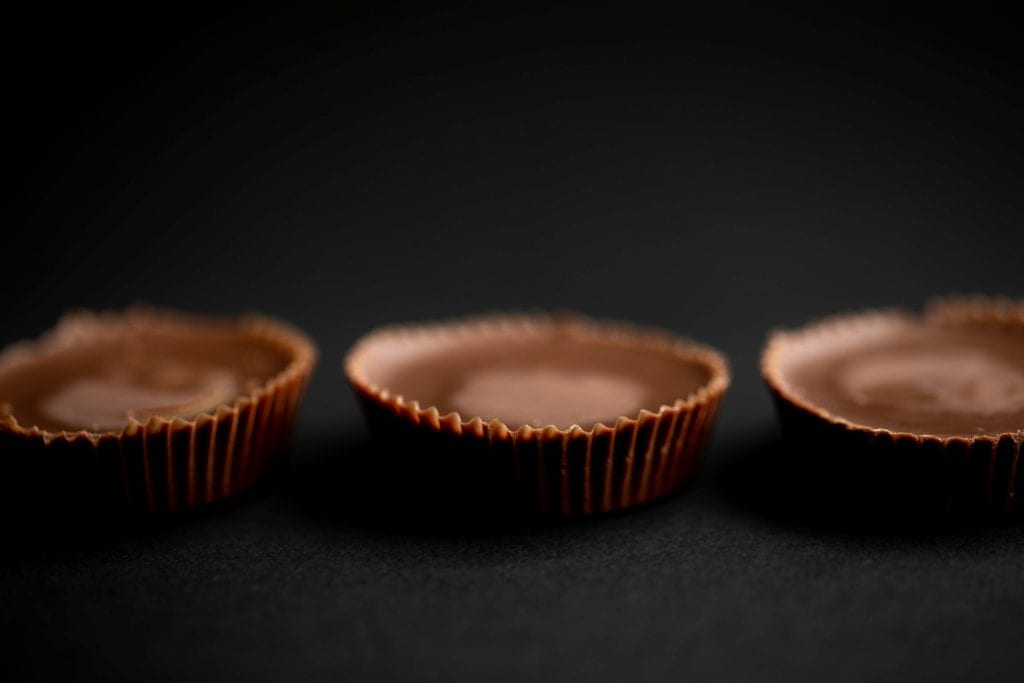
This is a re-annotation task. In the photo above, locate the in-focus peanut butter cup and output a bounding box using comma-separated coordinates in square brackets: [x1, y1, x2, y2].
[0, 308, 317, 513]
[344, 314, 730, 517]
[762, 297, 1024, 512]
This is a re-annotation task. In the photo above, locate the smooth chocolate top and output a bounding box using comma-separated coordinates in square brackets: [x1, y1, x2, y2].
[779, 322, 1024, 438]
[359, 326, 712, 429]
[0, 326, 292, 433]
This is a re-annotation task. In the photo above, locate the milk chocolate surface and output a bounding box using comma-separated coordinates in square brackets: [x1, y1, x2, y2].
[360, 330, 712, 429]
[0, 327, 292, 432]
[781, 324, 1024, 438]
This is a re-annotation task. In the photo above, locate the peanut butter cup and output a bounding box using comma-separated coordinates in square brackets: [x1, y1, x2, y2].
[345, 314, 729, 517]
[762, 297, 1024, 512]
[0, 308, 317, 512]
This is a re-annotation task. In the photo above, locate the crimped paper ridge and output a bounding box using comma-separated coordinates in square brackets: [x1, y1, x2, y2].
[762, 295, 1024, 512]
[0, 307, 317, 512]
[346, 313, 730, 517]
[353, 384, 724, 516]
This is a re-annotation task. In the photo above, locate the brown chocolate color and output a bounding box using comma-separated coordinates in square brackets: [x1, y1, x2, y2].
[777, 319, 1024, 439]
[762, 297, 1024, 512]
[359, 326, 712, 430]
[346, 314, 730, 518]
[0, 323, 292, 433]
[0, 308, 317, 513]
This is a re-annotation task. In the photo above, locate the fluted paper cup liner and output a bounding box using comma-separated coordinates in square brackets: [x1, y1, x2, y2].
[345, 314, 729, 518]
[0, 308, 317, 513]
[761, 297, 1024, 513]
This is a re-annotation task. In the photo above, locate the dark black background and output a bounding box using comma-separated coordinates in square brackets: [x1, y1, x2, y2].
[3, 3, 1024, 681]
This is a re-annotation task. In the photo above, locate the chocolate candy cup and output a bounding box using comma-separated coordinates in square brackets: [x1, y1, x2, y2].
[762, 297, 1024, 513]
[0, 308, 317, 513]
[345, 314, 729, 517]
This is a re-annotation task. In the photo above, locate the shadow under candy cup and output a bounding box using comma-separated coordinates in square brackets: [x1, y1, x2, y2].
[0, 308, 317, 514]
[762, 297, 1024, 514]
[344, 314, 730, 518]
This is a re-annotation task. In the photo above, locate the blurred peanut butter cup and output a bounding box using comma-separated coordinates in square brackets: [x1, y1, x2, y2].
[762, 297, 1024, 513]
[344, 314, 729, 517]
[0, 308, 317, 513]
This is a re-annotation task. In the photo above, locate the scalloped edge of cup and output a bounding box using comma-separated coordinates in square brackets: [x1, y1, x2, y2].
[344, 312, 730, 517]
[0, 307, 318, 512]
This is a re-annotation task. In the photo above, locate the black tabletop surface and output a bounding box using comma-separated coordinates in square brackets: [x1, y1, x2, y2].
[3, 5, 1024, 682]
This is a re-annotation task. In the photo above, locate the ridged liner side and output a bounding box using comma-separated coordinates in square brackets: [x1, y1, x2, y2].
[0, 308, 318, 513]
[761, 296, 1024, 513]
[345, 313, 730, 518]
